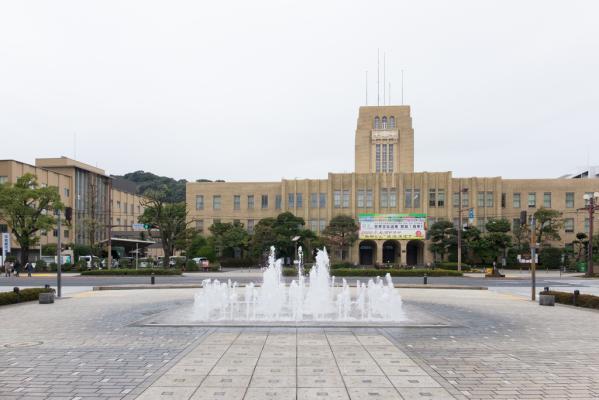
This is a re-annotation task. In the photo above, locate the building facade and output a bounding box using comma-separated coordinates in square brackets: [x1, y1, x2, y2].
[0, 157, 146, 260]
[187, 105, 599, 265]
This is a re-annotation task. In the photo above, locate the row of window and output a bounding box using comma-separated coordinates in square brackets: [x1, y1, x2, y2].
[196, 190, 593, 212]
[373, 116, 396, 129]
[115, 201, 141, 214]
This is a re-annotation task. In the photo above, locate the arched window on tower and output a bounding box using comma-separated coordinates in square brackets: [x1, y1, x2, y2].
[389, 116, 395, 128]
[374, 116, 380, 129]
[382, 116, 387, 129]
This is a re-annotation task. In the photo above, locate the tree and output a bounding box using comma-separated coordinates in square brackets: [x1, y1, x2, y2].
[138, 190, 189, 265]
[428, 220, 456, 262]
[321, 215, 359, 261]
[572, 232, 588, 262]
[0, 174, 64, 264]
[250, 213, 312, 261]
[534, 208, 563, 245]
[209, 221, 250, 258]
[484, 218, 512, 263]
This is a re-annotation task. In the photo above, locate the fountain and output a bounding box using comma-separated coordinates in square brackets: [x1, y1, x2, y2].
[192, 246, 405, 323]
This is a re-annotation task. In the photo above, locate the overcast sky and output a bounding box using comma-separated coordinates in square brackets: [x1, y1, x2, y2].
[1, 0, 598, 182]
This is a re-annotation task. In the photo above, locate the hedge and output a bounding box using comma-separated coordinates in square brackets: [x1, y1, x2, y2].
[80, 269, 182, 276]
[543, 290, 599, 309]
[435, 262, 472, 272]
[0, 288, 55, 306]
[219, 258, 259, 268]
[282, 268, 462, 277]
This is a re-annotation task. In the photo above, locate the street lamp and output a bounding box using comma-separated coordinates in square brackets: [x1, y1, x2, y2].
[457, 186, 469, 272]
[582, 192, 599, 276]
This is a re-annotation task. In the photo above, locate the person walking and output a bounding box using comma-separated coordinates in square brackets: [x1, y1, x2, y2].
[3, 260, 11, 277]
[14, 260, 21, 277]
[26, 261, 34, 277]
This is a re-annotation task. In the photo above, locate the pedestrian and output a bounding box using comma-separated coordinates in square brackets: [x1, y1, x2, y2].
[26, 261, 34, 277]
[14, 260, 21, 277]
[3, 260, 10, 277]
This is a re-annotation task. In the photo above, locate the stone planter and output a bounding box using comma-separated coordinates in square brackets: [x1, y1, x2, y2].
[39, 292, 54, 304]
[539, 294, 555, 306]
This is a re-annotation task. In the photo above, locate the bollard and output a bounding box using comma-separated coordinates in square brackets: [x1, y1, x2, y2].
[151, 274, 155, 285]
[423, 273, 428, 285]
[573, 290, 580, 306]
[544, 286, 549, 293]
[13, 287, 20, 294]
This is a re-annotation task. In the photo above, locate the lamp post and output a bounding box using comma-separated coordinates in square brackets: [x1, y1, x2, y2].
[582, 192, 599, 276]
[457, 186, 469, 272]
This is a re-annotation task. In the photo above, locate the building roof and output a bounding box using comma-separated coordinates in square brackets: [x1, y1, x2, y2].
[35, 156, 107, 176]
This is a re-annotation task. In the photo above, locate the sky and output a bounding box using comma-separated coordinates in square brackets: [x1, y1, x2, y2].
[1, 0, 598, 182]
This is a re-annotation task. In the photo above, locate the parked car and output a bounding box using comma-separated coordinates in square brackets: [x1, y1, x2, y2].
[79, 255, 101, 269]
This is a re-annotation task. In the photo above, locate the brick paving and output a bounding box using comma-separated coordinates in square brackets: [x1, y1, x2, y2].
[0, 288, 598, 399]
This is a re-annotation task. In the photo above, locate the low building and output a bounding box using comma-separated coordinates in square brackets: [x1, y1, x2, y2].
[187, 105, 599, 265]
[0, 157, 148, 261]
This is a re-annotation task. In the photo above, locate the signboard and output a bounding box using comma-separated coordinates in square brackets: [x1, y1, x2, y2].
[2, 233, 10, 253]
[131, 223, 149, 231]
[468, 208, 475, 225]
[517, 254, 538, 264]
[358, 213, 426, 240]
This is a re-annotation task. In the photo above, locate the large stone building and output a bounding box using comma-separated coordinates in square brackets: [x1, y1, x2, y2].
[187, 105, 599, 265]
[0, 157, 147, 261]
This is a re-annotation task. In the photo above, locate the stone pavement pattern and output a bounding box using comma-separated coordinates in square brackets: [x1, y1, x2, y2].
[1, 288, 599, 399]
[132, 331, 455, 400]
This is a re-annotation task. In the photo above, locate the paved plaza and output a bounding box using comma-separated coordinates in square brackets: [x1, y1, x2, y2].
[1, 287, 599, 399]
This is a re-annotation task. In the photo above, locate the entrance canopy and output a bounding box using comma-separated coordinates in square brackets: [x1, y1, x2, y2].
[99, 237, 155, 258]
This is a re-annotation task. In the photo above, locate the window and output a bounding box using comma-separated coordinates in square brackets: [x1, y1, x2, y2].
[501, 193, 506, 208]
[196, 219, 204, 233]
[413, 189, 421, 208]
[453, 192, 460, 208]
[64, 188, 70, 197]
[366, 189, 373, 208]
[342, 190, 350, 208]
[116, 218, 121, 226]
[564, 218, 574, 233]
[124, 202, 128, 214]
[462, 195, 469, 208]
[477, 192, 485, 207]
[213, 218, 221, 225]
[486, 192, 494, 208]
[375, 144, 381, 172]
[512, 218, 520, 231]
[389, 116, 395, 128]
[389, 188, 397, 208]
[428, 189, 436, 208]
[131, 204, 134, 214]
[248, 195, 255, 209]
[64, 229, 69, 238]
[311, 193, 318, 208]
[543, 192, 552, 208]
[213, 195, 221, 210]
[333, 190, 341, 208]
[233, 219, 240, 226]
[247, 219, 255, 234]
[195, 195, 204, 210]
[513, 193, 521, 208]
[0, 176, 7, 184]
[357, 190, 365, 208]
[296, 193, 303, 208]
[380, 188, 388, 208]
[53, 229, 58, 237]
[477, 218, 486, 232]
[585, 218, 590, 233]
[381, 116, 387, 128]
[0, 224, 7, 233]
[528, 192, 536, 208]
[288, 193, 294, 208]
[437, 189, 445, 208]
[319, 192, 326, 208]
[319, 219, 326, 232]
[404, 188, 412, 208]
[382, 144, 387, 172]
[117, 201, 121, 210]
[309, 220, 318, 232]
[261, 194, 268, 209]
[275, 194, 282, 209]
[388, 144, 394, 172]
[233, 195, 241, 210]
[374, 116, 380, 129]
[137, 205, 140, 213]
[566, 192, 574, 208]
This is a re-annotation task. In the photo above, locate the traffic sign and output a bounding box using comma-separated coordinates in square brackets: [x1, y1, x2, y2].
[132, 223, 149, 231]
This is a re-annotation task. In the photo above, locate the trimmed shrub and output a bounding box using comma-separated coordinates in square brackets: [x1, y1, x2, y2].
[543, 290, 599, 309]
[283, 267, 461, 277]
[330, 262, 354, 270]
[0, 288, 55, 306]
[80, 269, 182, 276]
[219, 258, 258, 268]
[35, 259, 47, 271]
[185, 260, 200, 271]
[436, 262, 472, 272]
[539, 247, 563, 269]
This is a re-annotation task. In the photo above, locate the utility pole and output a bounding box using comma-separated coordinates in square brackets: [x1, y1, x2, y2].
[457, 185, 468, 272]
[107, 179, 112, 269]
[530, 215, 536, 301]
[56, 210, 62, 298]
